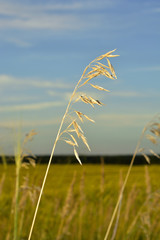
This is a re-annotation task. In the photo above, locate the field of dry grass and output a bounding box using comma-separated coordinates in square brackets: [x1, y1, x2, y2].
[0, 163, 160, 240]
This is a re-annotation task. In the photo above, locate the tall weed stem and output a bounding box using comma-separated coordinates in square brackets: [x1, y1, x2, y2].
[14, 139, 21, 240]
[104, 129, 146, 240]
[27, 67, 88, 240]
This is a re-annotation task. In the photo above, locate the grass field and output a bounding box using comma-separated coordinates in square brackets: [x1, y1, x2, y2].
[0, 163, 160, 240]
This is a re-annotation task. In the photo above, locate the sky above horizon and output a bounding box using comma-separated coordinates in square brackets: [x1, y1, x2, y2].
[0, 0, 160, 156]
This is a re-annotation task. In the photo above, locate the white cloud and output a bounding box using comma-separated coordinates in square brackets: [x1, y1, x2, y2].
[0, 101, 64, 112]
[0, 2, 89, 31]
[47, 90, 72, 100]
[0, 1, 116, 32]
[0, 2, 82, 18]
[0, 74, 71, 89]
[0, 1, 126, 48]
[97, 113, 153, 127]
[0, 1, 114, 18]
[0, 15, 84, 31]
[6, 37, 31, 47]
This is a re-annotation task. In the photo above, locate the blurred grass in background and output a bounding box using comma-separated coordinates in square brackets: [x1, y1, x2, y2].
[0, 163, 160, 240]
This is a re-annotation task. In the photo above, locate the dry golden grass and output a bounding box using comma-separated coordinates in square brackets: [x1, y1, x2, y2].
[28, 50, 119, 240]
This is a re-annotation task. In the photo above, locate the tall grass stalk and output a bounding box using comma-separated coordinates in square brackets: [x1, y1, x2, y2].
[0, 152, 6, 196]
[28, 50, 118, 240]
[103, 126, 147, 240]
[110, 170, 123, 240]
[14, 134, 21, 240]
[27, 75, 82, 240]
[104, 113, 160, 240]
[78, 171, 85, 240]
[12, 129, 37, 240]
[56, 172, 76, 239]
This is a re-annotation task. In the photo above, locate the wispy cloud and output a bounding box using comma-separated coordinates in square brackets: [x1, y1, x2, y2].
[0, 1, 115, 18]
[0, 0, 127, 48]
[0, 101, 64, 112]
[5, 37, 32, 47]
[0, 2, 93, 31]
[97, 113, 153, 127]
[47, 90, 72, 100]
[0, 75, 71, 89]
[0, 0, 117, 34]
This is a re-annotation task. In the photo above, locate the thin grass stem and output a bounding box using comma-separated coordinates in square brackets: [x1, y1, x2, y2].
[14, 137, 21, 240]
[27, 64, 90, 240]
[104, 130, 145, 240]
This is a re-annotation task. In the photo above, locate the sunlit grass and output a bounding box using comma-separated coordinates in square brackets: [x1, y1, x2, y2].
[0, 164, 160, 240]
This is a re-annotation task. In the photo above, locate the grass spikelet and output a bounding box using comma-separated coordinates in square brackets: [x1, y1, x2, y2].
[89, 96, 104, 106]
[66, 120, 75, 130]
[74, 147, 82, 165]
[80, 95, 94, 107]
[95, 66, 114, 79]
[73, 120, 83, 138]
[80, 72, 101, 87]
[80, 134, 91, 151]
[106, 58, 117, 79]
[23, 129, 37, 144]
[146, 134, 157, 144]
[83, 114, 95, 123]
[150, 128, 160, 136]
[97, 62, 110, 69]
[96, 49, 119, 60]
[64, 139, 76, 146]
[142, 153, 150, 164]
[75, 111, 95, 123]
[68, 134, 79, 147]
[76, 122, 84, 134]
[75, 111, 84, 122]
[72, 121, 81, 138]
[149, 149, 160, 159]
[89, 83, 110, 92]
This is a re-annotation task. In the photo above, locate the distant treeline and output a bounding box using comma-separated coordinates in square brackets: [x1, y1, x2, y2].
[0, 154, 160, 165]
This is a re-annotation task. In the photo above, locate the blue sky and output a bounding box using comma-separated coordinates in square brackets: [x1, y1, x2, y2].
[0, 0, 160, 156]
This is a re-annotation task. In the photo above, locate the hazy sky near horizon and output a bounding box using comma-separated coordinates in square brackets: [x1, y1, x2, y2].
[0, 0, 160, 155]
